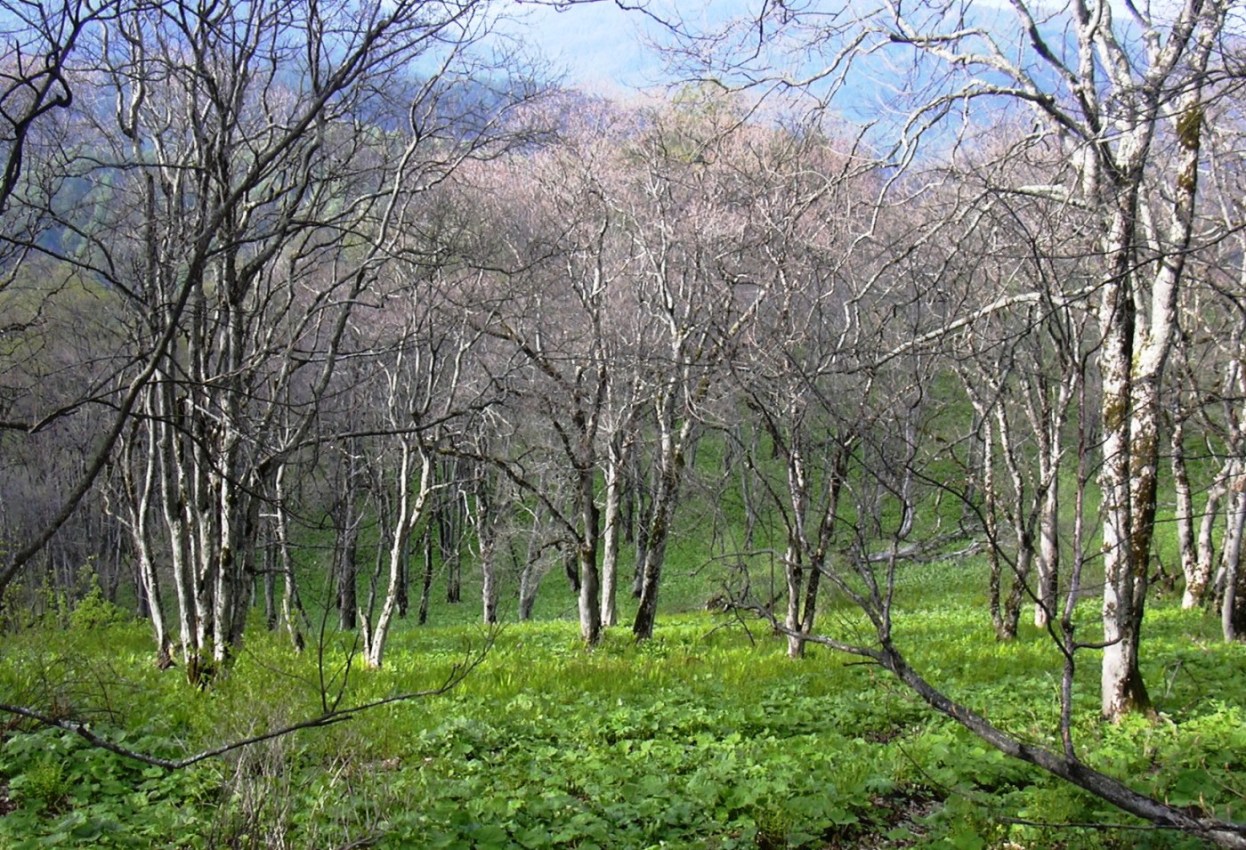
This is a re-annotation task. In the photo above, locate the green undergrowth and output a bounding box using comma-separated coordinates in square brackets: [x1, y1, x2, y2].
[1, 589, 1244, 849]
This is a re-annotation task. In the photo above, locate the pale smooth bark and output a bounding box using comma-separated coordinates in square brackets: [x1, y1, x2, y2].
[0, 0, 542, 668]
[362, 442, 434, 669]
[116, 408, 172, 667]
[1170, 416, 1203, 609]
[1221, 484, 1246, 640]
[600, 408, 639, 627]
[868, 0, 1225, 720]
[272, 463, 308, 652]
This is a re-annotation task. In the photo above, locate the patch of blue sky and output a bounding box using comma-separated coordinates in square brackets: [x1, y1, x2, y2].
[489, 1, 755, 97]
[491, 1, 1214, 161]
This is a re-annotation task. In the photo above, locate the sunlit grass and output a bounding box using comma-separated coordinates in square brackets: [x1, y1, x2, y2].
[1, 558, 1242, 849]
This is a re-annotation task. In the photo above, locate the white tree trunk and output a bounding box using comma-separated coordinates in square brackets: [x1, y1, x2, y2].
[599, 433, 630, 628]
[1035, 479, 1059, 630]
[121, 407, 171, 667]
[1220, 483, 1246, 641]
[364, 444, 434, 669]
[1171, 417, 1200, 608]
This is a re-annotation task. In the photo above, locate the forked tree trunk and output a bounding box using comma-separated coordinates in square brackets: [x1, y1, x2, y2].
[633, 411, 695, 641]
[518, 556, 540, 622]
[1193, 474, 1228, 608]
[120, 411, 172, 668]
[632, 455, 682, 641]
[363, 443, 434, 669]
[159, 395, 195, 667]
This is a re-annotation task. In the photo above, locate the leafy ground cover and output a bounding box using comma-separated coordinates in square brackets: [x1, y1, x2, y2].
[1, 568, 1244, 849]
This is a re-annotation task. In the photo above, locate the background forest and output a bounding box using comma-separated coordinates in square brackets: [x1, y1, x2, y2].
[2, 1, 1246, 847]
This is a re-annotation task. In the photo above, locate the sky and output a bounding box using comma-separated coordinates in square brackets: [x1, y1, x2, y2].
[490, 1, 1004, 132]
[501, 3, 664, 95]
[494, 1, 755, 98]
[487, 0, 1158, 157]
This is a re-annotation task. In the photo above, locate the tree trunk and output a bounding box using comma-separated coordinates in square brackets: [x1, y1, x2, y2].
[121, 411, 172, 668]
[1034, 400, 1065, 630]
[632, 412, 694, 640]
[478, 511, 498, 626]
[1001, 544, 1032, 640]
[273, 465, 306, 652]
[262, 545, 276, 631]
[481, 545, 498, 625]
[576, 456, 603, 644]
[364, 443, 434, 668]
[784, 544, 805, 658]
[518, 556, 539, 622]
[1098, 195, 1153, 721]
[1192, 473, 1227, 609]
[600, 433, 629, 627]
[418, 528, 434, 626]
[784, 441, 810, 659]
[336, 509, 359, 631]
[397, 533, 411, 619]
[1220, 483, 1246, 641]
[632, 455, 681, 640]
[1170, 417, 1201, 608]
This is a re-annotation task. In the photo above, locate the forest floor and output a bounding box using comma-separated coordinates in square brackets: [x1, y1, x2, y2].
[1, 559, 1244, 849]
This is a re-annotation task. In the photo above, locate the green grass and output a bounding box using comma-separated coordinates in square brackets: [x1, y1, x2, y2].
[2, 567, 1244, 850]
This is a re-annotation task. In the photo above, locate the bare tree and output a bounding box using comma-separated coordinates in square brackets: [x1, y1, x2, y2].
[715, 121, 873, 657]
[1170, 101, 1246, 634]
[448, 101, 641, 644]
[0, 0, 550, 673]
[0, 0, 119, 219]
[931, 131, 1099, 636]
[655, 2, 1246, 843]
[695, 0, 1237, 721]
[356, 273, 482, 668]
[623, 92, 778, 640]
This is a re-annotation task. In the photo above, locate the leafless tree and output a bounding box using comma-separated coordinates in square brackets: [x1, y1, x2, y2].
[622, 91, 780, 640]
[692, 0, 1239, 719]
[934, 130, 1099, 636]
[354, 267, 484, 668]
[0, 0, 120, 220]
[714, 120, 874, 657]
[0, 0, 549, 672]
[1169, 99, 1246, 634]
[667, 1, 1246, 843]
[440, 98, 649, 644]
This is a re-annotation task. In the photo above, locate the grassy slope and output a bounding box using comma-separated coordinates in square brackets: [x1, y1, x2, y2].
[1, 555, 1244, 850]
